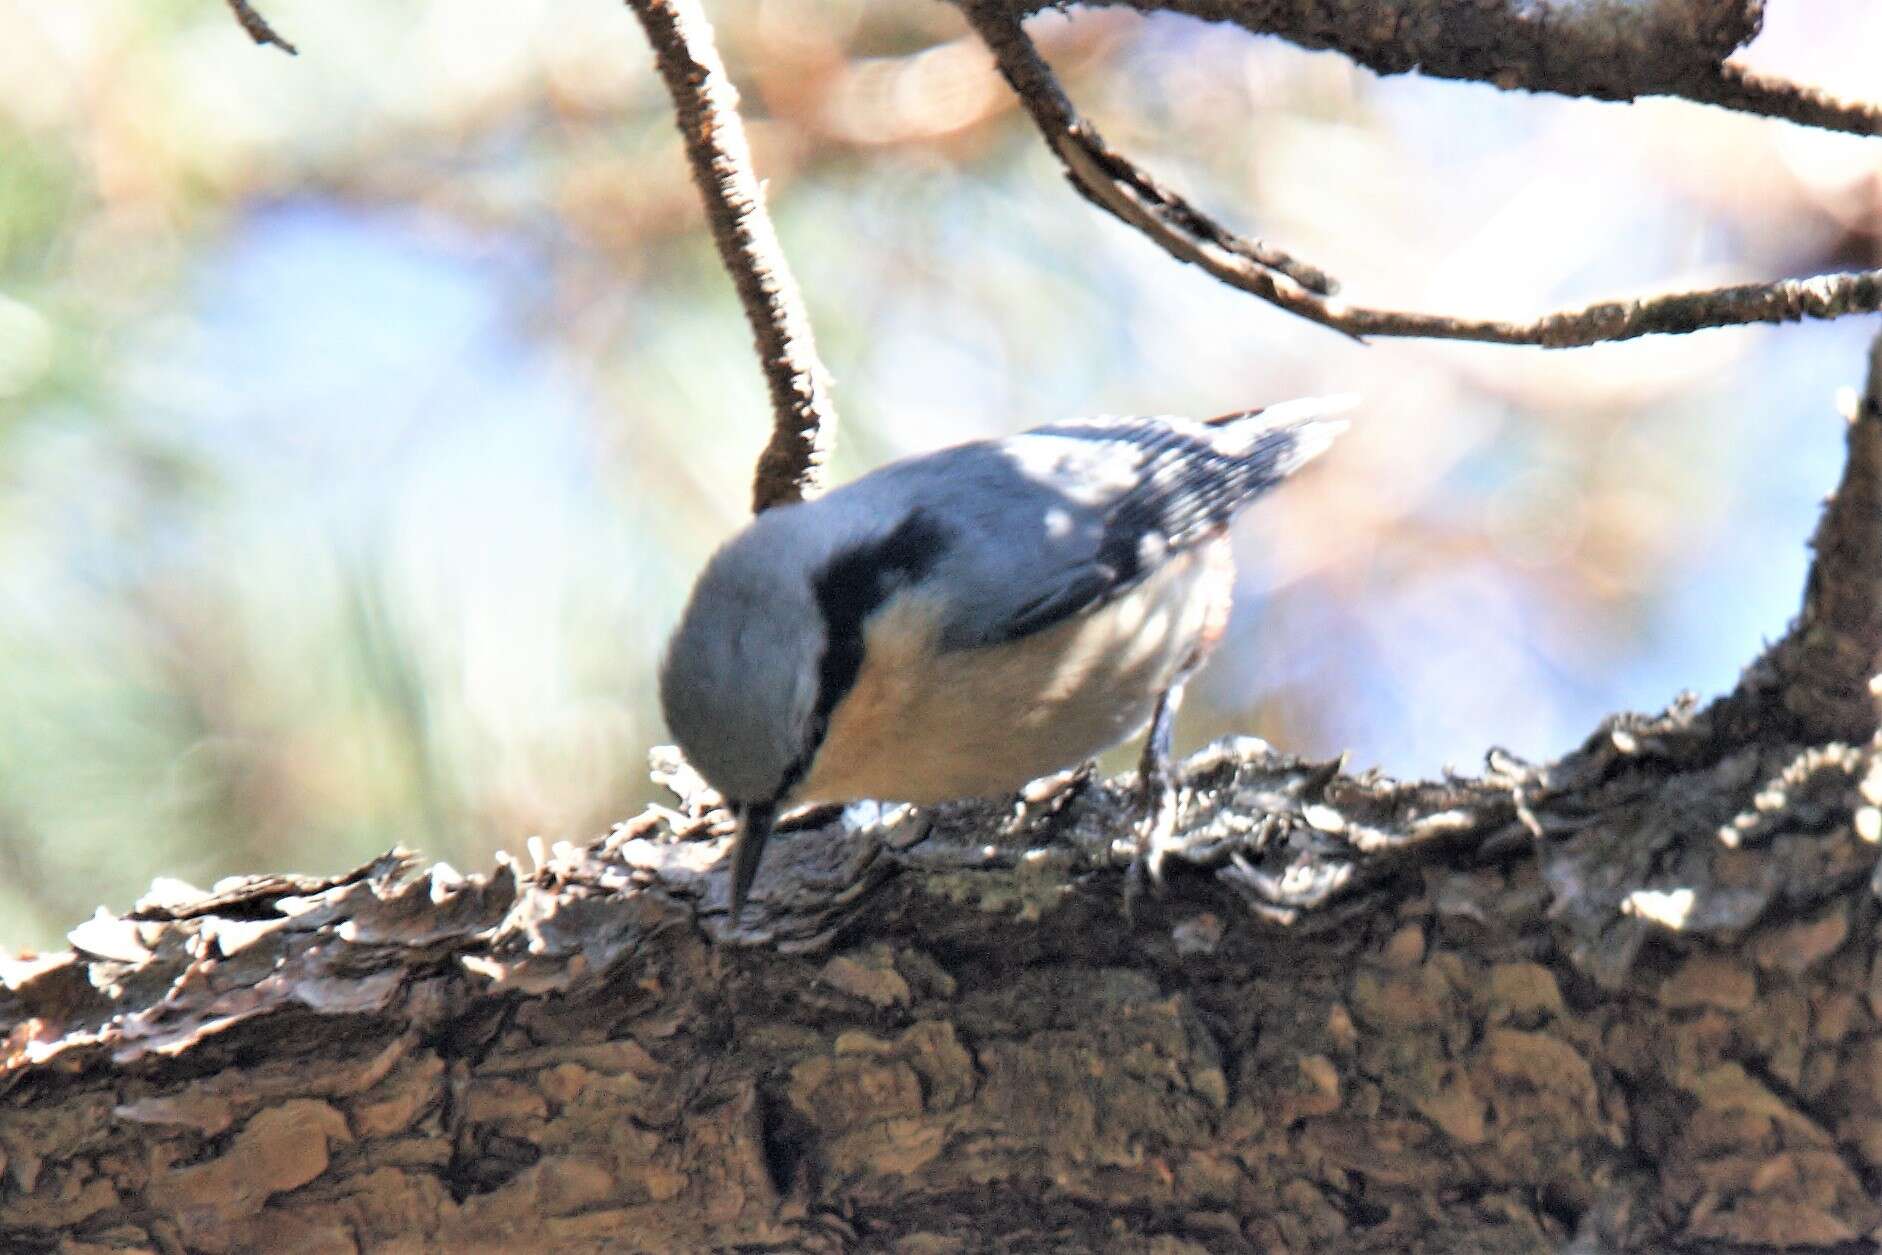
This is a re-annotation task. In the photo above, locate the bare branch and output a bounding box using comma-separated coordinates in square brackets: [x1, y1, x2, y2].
[625, 0, 836, 512]
[1703, 61, 1882, 137]
[967, 0, 1882, 139]
[965, 4, 1882, 349]
[1003, 42, 1335, 297]
[1065, 130, 1336, 297]
[225, 0, 297, 56]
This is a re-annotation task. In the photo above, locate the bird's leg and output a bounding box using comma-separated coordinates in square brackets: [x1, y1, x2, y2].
[1125, 672, 1190, 911]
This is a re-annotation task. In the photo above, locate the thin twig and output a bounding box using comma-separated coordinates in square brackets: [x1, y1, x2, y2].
[225, 0, 297, 55]
[965, 4, 1882, 349]
[1703, 62, 1882, 138]
[966, 7, 1333, 300]
[625, 0, 836, 511]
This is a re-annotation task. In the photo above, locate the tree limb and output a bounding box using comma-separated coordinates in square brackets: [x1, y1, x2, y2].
[1703, 60, 1882, 136]
[625, 0, 837, 511]
[1750, 334, 1882, 742]
[964, 3, 1882, 348]
[2, 662, 1877, 1249]
[71, 6, 1882, 1246]
[963, 0, 1882, 138]
[5, 337, 1881, 1250]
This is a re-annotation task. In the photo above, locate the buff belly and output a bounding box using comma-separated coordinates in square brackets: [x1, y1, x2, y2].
[794, 540, 1231, 806]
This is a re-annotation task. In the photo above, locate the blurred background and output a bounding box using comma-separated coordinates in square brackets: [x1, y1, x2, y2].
[0, 0, 1877, 949]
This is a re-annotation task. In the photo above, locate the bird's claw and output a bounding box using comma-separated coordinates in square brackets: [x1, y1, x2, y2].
[1122, 767, 1182, 920]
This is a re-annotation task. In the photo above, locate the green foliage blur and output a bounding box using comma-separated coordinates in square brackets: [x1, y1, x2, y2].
[0, 0, 1877, 949]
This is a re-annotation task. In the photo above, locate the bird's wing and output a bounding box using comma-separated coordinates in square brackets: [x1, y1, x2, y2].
[918, 399, 1351, 650]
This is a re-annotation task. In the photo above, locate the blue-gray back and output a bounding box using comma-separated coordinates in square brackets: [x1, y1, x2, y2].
[834, 405, 1347, 652]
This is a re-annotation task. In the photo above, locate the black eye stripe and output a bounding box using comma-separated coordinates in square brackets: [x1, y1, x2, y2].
[776, 509, 952, 793]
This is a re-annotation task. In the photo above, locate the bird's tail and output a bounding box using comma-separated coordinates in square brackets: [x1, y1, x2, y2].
[1204, 393, 1356, 479]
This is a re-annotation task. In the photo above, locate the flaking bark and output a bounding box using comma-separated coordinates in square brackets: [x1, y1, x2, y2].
[3, 675, 1881, 1251]
[4, 343, 1882, 1253]
[88, 3, 1882, 1248]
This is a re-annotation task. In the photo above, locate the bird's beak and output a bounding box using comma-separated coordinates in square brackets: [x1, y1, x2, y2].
[729, 801, 777, 923]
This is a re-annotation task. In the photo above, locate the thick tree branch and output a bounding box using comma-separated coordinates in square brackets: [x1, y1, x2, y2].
[7, 340, 1882, 1251]
[1758, 333, 1882, 742]
[965, 4, 1882, 348]
[2, 691, 1878, 1249]
[626, 0, 836, 511]
[78, 8, 1882, 1247]
[225, 0, 297, 55]
[965, 0, 1882, 138]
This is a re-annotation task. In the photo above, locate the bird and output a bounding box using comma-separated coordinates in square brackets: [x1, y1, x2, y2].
[659, 397, 1351, 921]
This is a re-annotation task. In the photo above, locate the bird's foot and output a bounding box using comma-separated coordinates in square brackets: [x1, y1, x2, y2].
[1122, 675, 1191, 920]
[1122, 763, 1183, 920]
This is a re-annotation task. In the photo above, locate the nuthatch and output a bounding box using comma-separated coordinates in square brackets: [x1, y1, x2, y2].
[660, 398, 1351, 919]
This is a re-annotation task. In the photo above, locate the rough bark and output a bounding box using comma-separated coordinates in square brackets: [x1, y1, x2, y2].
[5, 353, 1882, 1249]
[3, 700, 1881, 1252]
[969, 0, 1880, 136]
[58, 4, 1882, 1251]
[978, 0, 1766, 102]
